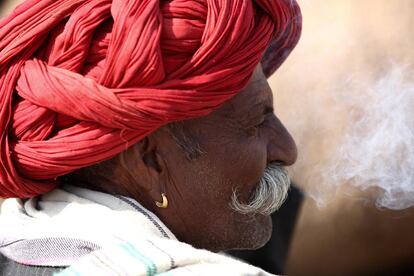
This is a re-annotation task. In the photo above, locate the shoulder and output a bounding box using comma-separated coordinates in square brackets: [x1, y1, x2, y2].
[59, 238, 275, 275]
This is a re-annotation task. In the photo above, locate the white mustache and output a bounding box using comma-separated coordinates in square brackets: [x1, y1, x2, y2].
[230, 163, 291, 215]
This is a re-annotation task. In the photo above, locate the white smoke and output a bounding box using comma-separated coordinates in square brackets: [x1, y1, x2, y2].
[314, 65, 414, 210]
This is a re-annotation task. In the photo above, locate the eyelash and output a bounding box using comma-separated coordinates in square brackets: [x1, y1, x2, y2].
[257, 119, 266, 127]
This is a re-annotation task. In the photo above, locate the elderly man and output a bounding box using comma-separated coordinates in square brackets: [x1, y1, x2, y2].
[0, 0, 301, 274]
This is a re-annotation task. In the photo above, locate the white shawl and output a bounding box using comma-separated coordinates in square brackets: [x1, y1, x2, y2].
[0, 185, 274, 275]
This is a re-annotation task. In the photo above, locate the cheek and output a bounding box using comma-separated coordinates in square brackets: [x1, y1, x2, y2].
[207, 136, 268, 194]
[232, 140, 267, 201]
[236, 140, 267, 181]
[169, 122, 268, 207]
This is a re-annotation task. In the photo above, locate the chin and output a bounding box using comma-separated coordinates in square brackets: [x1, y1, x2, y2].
[249, 213, 273, 249]
[190, 213, 273, 252]
[231, 213, 273, 250]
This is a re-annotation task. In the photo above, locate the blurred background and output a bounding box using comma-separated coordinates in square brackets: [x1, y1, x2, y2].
[1, 0, 413, 275]
[271, 0, 414, 275]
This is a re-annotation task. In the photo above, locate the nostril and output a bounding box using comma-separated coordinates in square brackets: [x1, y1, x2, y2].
[267, 134, 298, 166]
[272, 161, 285, 166]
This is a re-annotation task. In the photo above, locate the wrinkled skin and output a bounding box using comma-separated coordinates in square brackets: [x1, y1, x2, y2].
[76, 64, 297, 251]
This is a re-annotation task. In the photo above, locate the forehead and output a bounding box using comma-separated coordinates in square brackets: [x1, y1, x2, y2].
[220, 65, 273, 117]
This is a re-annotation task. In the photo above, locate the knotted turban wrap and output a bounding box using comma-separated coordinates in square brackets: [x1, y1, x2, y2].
[0, 0, 301, 198]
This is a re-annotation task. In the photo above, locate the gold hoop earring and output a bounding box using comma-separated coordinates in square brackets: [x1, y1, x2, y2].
[155, 193, 168, 209]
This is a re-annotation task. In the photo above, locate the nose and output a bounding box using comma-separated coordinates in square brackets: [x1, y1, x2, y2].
[267, 115, 298, 166]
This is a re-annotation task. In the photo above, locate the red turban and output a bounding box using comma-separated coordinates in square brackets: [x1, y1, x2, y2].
[0, 0, 301, 198]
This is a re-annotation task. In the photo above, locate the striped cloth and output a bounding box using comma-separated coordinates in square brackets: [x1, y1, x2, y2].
[0, 253, 63, 275]
[0, 185, 274, 275]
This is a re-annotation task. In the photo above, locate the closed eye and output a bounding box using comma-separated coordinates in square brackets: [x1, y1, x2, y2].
[257, 107, 274, 127]
[257, 118, 266, 127]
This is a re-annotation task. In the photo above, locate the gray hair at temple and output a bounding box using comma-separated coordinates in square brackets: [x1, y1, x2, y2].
[230, 163, 290, 215]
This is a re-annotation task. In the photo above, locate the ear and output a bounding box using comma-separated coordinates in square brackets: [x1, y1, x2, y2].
[138, 136, 163, 174]
[118, 135, 167, 208]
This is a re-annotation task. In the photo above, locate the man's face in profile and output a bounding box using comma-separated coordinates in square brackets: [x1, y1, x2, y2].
[137, 64, 298, 251]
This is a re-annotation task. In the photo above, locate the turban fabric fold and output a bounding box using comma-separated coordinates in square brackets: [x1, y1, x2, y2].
[0, 0, 301, 198]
